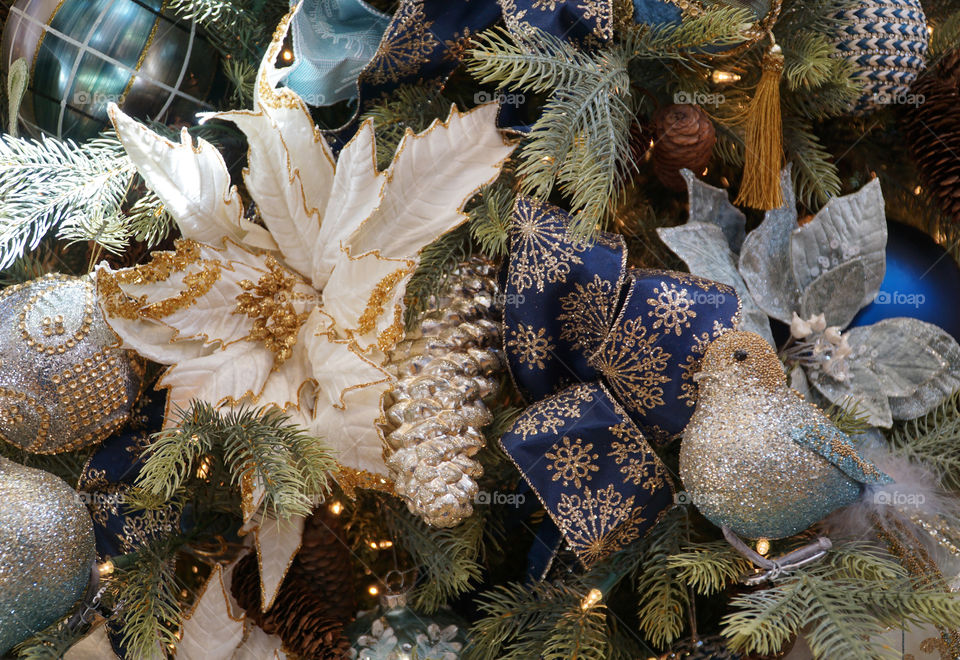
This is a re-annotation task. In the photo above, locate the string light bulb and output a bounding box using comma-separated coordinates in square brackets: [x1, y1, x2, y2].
[368, 584, 380, 596]
[711, 70, 741, 84]
[281, 49, 293, 62]
[97, 559, 115, 577]
[580, 588, 603, 610]
[329, 500, 343, 515]
[756, 538, 771, 556]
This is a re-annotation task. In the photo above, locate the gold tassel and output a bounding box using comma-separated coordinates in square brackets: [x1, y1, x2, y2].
[734, 43, 784, 210]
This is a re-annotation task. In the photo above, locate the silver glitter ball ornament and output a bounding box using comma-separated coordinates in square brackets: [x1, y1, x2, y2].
[0, 274, 142, 453]
[0, 457, 96, 655]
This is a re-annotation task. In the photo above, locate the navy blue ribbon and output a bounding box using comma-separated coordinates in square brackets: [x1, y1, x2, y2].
[500, 196, 741, 568]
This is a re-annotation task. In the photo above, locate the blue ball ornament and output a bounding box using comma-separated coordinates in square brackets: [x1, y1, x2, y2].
[849, 222, 960, 342]
[1, 0, 218, 140]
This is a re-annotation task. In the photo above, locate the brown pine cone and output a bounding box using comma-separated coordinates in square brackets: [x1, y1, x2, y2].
[903, 49, 960, 224]
[290, 504, 357, 620]
[230, 553, 352, 659]
[652, 103, 716, 191]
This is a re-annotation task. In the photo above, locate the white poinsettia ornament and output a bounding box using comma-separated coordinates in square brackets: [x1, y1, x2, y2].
[95, 7, 513, 608]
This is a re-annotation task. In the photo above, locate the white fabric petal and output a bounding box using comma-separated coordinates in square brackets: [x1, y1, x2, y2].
[254, 513, 305, 611]
[347, 103, 514, 259]
[109, 105, 276, 251]
[304, 320, 391, 410]
[159, 341, 275, 408]
[311, 382, 391, 476]
[177, 566, 245, 660]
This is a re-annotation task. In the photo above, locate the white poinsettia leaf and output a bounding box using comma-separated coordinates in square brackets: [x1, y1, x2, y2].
[160, 341, 275, 408]
[847, 318, 960, 419]
[177, 566, 245, 660]
[799, 258, 868, 329]
[347, 103, 515, 260]
[313, 383, 392, 477]
[681, 169, 747, 253]
[304, 316, 391, 411]
[790, 177, 886, 314]
[738, 167, 800, 323]
[208, 8, 335, 281]
[64, 624, 120, 660]
[108, 105, 276, 252]
[809, 359, 893, 428]
[232, 625, 287, 659]
[657, 222, 773, 345]
[323, 251, 413, 350]
[254, 513, 305, 611]
[312, 120, 385, 289]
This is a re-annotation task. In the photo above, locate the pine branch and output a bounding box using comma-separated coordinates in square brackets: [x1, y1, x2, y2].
[385, 502, 485, 613]
[403, 224, 474, 329]
[542, 606, 610, 660]
[126, 190, 174, 249]
[784, 117, 841, 210]
[722, 577, 809, 656]
[801, 575, 887, 660]
[930, 9, 960, 59]
[782, 33, 837, 91]
[667, 540, 752, 596]
[13, 621, 88, 660]
[468, 182, 515, 260]
[0, 132, 135, 268]
[113, 547, 181, 660]
[887, 388, 960, 492]
[136, 402, 337, 520]
[166, 0, 267, 63]
[361, 85, 454, 171]
[634, 507, 690, 647]
[823, 398, 872, 436]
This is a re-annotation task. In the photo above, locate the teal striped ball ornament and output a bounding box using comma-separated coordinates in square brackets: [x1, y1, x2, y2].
[0, 0, 218, 141]
[0, 457, 96, 655]
[831, 0, 929, 113]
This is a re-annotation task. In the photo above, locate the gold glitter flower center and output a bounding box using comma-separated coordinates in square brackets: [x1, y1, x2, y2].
[234, 257, 309, 365]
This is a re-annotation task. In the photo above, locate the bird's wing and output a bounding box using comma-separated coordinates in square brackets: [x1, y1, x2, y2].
[789, 422, 894, 485]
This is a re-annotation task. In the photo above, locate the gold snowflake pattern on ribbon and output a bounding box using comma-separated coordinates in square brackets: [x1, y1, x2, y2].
[557, 273, 616, 356]
[509, 198, 586, 294]
[646, 281, 697, 336]
[593, 318, 671, 411]
[555, 484, 639, 565]
[507, 323, 556, 370]
[512, 383, 596, 441]
[545, 436, 599, 488]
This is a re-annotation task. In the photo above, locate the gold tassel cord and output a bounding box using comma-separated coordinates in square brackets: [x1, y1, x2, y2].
[734, 43, 784, 210]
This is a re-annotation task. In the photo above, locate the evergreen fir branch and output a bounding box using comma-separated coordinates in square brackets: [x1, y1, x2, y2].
[223, 57, 257, 108]
[361, 85, 453, 171]
[465, 582, 580, 660]
[126, 190, 174, 249]
[823, 398, 872, 436]
[799, 575, 886, 660]
[784, 80, 862, 121]
[113, 547, 181, 660]
[404, 224, 474, 329]
[468, 182, 515, 260]
[542, 606, 610, 660]
[13, 621, 88, 660]
[0, 132, 135, 268]
[385, 502, 485, 613]
[722, 577, 809, 656]
[667, 540, 752, 596]
[136, 402, 336, 519]
[930, 10, 960, 59]
[167, 0, 266, 62]
[634, 507, 690, 647]
[783, 33, 837, 91]
[887, 388, 960, 491]
[784, 117, 841, 210]
[860, 582, 960, 630]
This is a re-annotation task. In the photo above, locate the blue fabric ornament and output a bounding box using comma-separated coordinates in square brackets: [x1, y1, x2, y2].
[284, 0, 390, 106]
[78, 391, 181, 559]
[849, 222, 960, 343]
[500, 196, 741, 569]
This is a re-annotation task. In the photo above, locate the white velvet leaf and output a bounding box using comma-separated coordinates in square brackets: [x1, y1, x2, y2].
[109, 105, 276, 251]
[159, 341, 275, 407]
[347, 104, 514, 260]
[64, 625, 120, 660]
[177, 566, 245, 660]
[232, 625, 287, 659]
[255, 513, 306, 610]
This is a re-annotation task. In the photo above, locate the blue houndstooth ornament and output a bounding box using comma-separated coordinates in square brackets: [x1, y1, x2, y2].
[831, 0, 929, 113]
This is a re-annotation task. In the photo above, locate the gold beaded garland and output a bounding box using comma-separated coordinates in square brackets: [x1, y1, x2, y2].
[0, 274, 141, 453]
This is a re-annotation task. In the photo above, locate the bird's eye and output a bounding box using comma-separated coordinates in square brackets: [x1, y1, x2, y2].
[733, 349, 748, 362]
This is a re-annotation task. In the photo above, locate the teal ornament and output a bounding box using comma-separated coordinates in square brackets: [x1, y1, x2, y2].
[849, 222, 960, 343]
[284, 0, 390, 106]
[1, 0, 218, 140]
[830, 0, 929, 113]
[679, 331, 892, 540]
[349, 586, 467, 660]
[0, 457, 96, 655]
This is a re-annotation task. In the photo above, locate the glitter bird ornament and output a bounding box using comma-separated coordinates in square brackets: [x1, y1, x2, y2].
[680, 331, 893, 576]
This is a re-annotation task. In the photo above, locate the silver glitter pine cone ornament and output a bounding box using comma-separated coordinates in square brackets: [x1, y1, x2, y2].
[0, 457, 96, 655]
[0, 274, 142, 453]
[380, 258, 504, 527]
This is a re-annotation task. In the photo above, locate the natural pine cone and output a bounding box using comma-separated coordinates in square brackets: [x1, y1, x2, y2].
[230, 553, 352, 659]
[291, 504, 356, 620]
[652, 103, 716, 191]
[380, 257, 504, 527]
[903, 49, 960, 224]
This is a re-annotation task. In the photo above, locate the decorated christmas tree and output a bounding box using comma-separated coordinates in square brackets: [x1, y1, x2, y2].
[1, 0, 960, 658]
